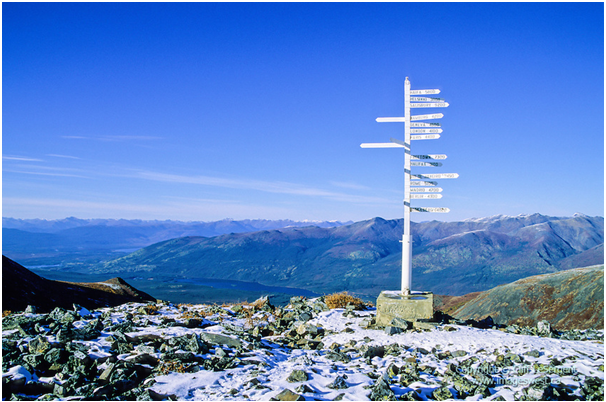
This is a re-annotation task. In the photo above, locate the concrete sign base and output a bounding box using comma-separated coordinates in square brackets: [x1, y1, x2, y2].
[376, 290, 434, 326]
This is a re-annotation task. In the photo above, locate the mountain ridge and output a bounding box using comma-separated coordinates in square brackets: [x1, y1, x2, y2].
[90, 214, 604, 297]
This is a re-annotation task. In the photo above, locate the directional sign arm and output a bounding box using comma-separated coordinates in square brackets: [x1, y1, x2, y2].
[409, 89, 440, 95]
[410, 97, 444, 102]
[410, 102, 449, 108]
[410, 187, 443, 192]
[411, 113, 443, 121]
[376, 117, 406, 123]
[411, 154, 447, 160]
[361, 142, 406, 148]
[411, 134, 440, 140]
[411, 161, 443, 167]
[410, 128, 442, 133]
[411, 207, 450, 213]
[411, 173, 459, 179]
[410, 193, 443, 199]
[410, 122, 441, 127]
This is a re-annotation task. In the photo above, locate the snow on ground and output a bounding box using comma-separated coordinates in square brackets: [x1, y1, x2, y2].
[146, 303, 604, 401]
[3, 299, 603, 401]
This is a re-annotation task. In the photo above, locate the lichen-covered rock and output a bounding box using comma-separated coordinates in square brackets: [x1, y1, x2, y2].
[273, 388, 305, 401]
[432, 386, 454, 401]
[287, 369, 309, 383]
[369, 376, 394, 401]
[327, 375, 348, 390]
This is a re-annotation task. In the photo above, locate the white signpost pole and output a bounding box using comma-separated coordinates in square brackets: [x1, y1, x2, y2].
[361, 77, 457, 299]
[402, 78, 412, 295]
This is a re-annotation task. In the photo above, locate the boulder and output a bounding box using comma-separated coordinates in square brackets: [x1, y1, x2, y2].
[273, 388, 305, 401]
[287, 369, 308, 383]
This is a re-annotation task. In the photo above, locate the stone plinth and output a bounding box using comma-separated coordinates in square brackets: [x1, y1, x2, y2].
[376, 291, 434, 326]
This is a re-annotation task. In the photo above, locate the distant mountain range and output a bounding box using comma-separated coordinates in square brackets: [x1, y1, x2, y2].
[88, 213, 603, 297]
[2, 217, 352, 265]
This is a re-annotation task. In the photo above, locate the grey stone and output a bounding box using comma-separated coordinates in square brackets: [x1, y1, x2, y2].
[24, 305, 37, 314]
[297, 339, 323, 350]
[287, 369, 309, 383]
[451, 349, 467, 358]
[273, 388, 305, 401]
[298, 312, 313, 322]
[200, 332, 242, 348]
[581, 376, 604, 401]
[360, 345, 385, 359]
[28, 335, 52, 355]
[296, 323, 318, 336]
[359, 317, 375, 329]
[22, 353, 45, 369]
[536, 320, 552, 336]
[294, 384, 314, 394]
[385, 326, 403, 335]
[453, 375, 477, 399]
[384, 363, 399, 379]
[432, 386, 454, 401]
[525, 349, 541, 358]
[135, 344, 156, 354]
[390, 317, 412, 330]
[369, 376, 394, 401]
[325, 350, 351, 363]
[327, 375, 348, 390]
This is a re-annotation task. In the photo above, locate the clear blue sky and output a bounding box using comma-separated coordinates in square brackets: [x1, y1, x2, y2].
[3, 2, 604, 222]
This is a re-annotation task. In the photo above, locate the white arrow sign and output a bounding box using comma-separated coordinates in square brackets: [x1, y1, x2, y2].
[410, 102, 449, 108]
[411, 134, 440, 140]
[361, 142, 405, 148]
[376, 117, 406, 123]
[412, 207, 450, 213]
[410, 187, 443, 192]
[411, 113, 443, 121]
[411, 161, 442, 167]
[410, 89, 440, 95]
[410, 128, 442, 134]
[410, 97, 444, 102]
[410, 193, 443, 199]
[412, 173, 459, 179]
[411, 180, 438, 186]
[411, 122, 441, 127]
[411, 154, 447, 160]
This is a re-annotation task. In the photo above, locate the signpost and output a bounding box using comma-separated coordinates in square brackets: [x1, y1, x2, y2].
[410, 187, 442, 192]
[410, 102, 449, 108]
[411, 207, 450, 213]
[410, 122, 441, 127]
[411, 154, 447, 160]
[360, 77, 457, 296]
[411, 113, 443, 121]
[410, 128, 442, 133]
[411, 134, 440, 140]
[411, 161, 442, 167]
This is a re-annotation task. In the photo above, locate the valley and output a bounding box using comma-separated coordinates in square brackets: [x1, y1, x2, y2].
[3, 213, 604, 302]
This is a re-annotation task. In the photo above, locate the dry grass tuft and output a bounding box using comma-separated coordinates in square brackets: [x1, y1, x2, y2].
[324, 292, 366, 310]
[157, 360, 195, 375]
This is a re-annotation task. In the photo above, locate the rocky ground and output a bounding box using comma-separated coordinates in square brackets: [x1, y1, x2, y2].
[2, 296, 604, 401]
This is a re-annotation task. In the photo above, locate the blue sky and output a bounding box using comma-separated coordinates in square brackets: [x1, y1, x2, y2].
[3, 2, 604, 222]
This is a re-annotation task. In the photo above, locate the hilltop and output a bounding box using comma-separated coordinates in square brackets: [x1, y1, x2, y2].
[438, 265, 604, 330]
[2, 256, 155, 313]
